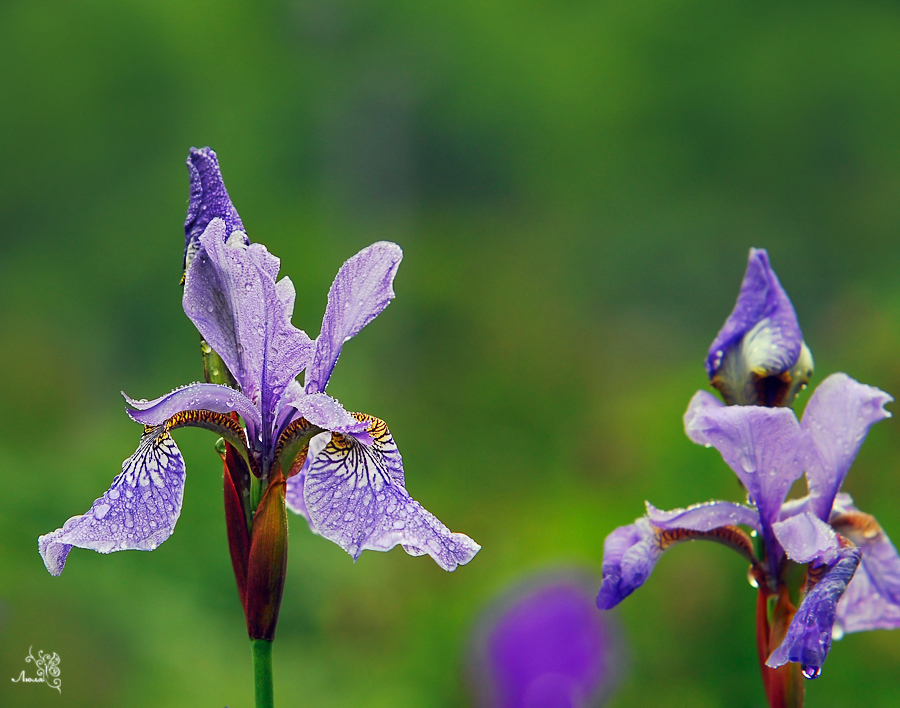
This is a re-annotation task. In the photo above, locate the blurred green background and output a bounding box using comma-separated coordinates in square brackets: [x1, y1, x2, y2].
[2, 0, 900, 706]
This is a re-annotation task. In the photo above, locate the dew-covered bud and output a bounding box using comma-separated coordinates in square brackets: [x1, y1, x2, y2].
[707, 248, 813, 406]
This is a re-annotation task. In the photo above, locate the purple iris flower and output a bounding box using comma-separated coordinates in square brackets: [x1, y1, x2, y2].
[471, 573, 623, 708]
[39, 147, 480, 578]
[597, 249, 900, 690]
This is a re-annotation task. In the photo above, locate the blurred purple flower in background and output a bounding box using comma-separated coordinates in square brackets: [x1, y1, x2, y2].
[596, 249, 900, 707]
[470, 572, 624, 708]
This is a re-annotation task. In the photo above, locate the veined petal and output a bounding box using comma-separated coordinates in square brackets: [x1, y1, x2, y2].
[183, 221, 314, 415]
[39, 426, 185, 576]
[802, 373, 892, 522]
[683, 399, 803, 550]
[767, 545, 861, 672]
[123, 382, 260, 431]
[772, 511, 839, 565]
[184, 147, 246, 272]
[305, 242, 402, 394]
[706, 248, 801, 381]
[646, 500, 761, 533]
[597, 516, 758, 610]
[284, 432, 330, 526]
[302, 415, 479, 571]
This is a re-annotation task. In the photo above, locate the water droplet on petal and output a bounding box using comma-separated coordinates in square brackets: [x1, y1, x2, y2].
[746, 567, 759, 588]
[832, 624, 845, 641]
[802, 665, 821, 680]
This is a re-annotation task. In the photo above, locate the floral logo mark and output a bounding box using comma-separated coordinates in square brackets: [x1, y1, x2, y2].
[11, 646, 61, 694]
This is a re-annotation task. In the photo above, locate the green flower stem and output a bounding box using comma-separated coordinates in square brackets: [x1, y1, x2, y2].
[250, 474, 263, 518]
[251, 639, 274, 708]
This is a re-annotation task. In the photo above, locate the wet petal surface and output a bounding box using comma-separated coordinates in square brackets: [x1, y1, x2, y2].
[802, 373, 892, 521]
[39, 426, 186, 576]
[303, 416, 479, 570]
[124, 382, 260, 431]
[305, 242, 402, 394]
[705, 248, 801, 380]
[767, 545, 861, 672]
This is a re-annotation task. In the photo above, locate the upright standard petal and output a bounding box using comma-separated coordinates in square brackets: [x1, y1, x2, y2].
[801, 373, 892, 522]
[305, 242, 403, 394]
[39, 426, 186, 576]
[184, 147, 247, 271]
[183, 222, 314, 420]
[706, 248, 802, 380]
[684, 400, 803, 563]
[301, 415, 479, 571]
[767, 545, 861, 674]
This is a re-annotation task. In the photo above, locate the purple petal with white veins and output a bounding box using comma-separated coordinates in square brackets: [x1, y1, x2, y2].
[38, 426, 185, 576]
[305, 242, 402, 394]
[183, 222, 314, 423]
[184, 147, 246, 271]
[284, 432, 330, 528]
[767, 545, 861, 672]
[285, 470, 311, 525]
[303, 417, 479, 571]
[772, 511, 839, 565]
[802, 373, 892, 521]
[597, 517, 663, 610]
[646, 500, 761, 533]
[705, 248, 801, 379]
[123, 383, 260, 431]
